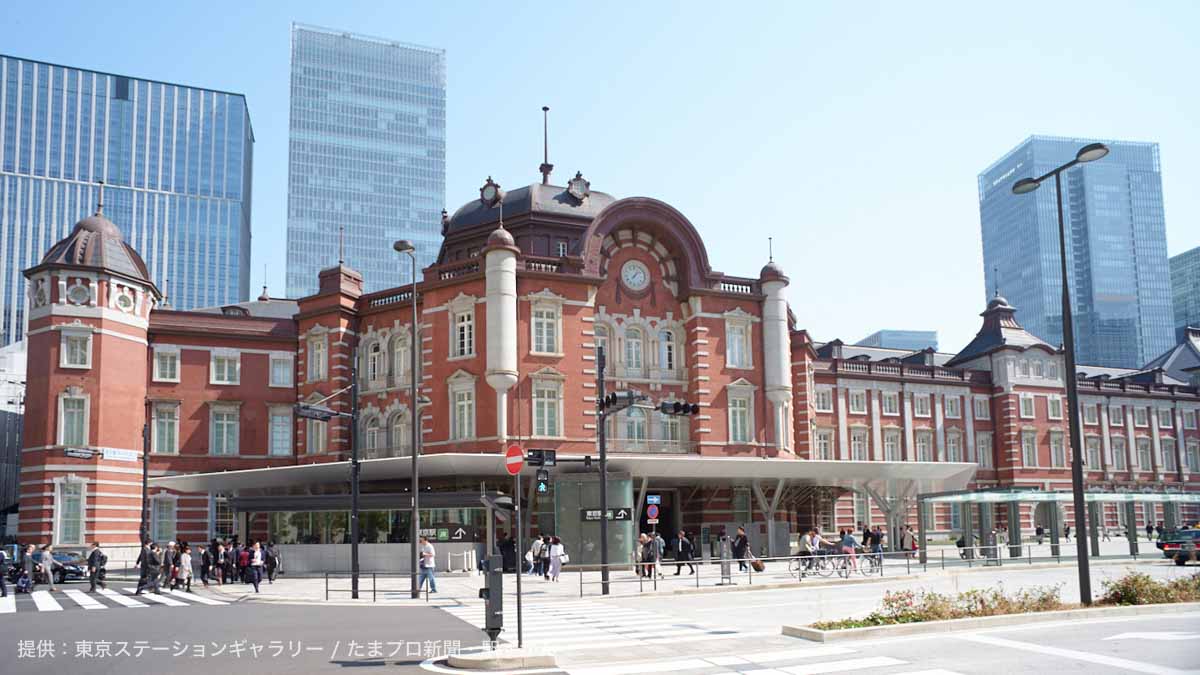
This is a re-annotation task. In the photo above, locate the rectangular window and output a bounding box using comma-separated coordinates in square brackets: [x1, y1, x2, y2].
[211, 495, 235, 540]
[1083, 404, 1098, 425]
[1112, 437, 1127, 471]
[270, 355, 293, 387]
[914, 394, 931, 418]
[1048, 362, 1059, 379]
[532, 308, 558, 354]
[153, 404, 179, 454]
[452, 389, 475, 440]
[1032, 360, 1044, 378]
[1048, 396, 1063, 420]
[1157, 409, 1173, 428]
[882, 392, 899, 416]
[211, 353, 240, 385]
[61, 333, 91, 368]
[306, 419, 327, 454]
[1187, 443, 1200, 473]
[974, 397, 990, 420]
[850, 429, 868, 460]
[153, 349, 179, 382]
[661, 415, 681, 442]
[977, 433, 993, 468]
[308, 337, 327, 381]
[556, 241, 568, 257]
[815, 430, 833, 460]
[854, 492, 869, 525]
[533, 382, 561, 437]
[152, 498, 175, 543]
[729, 396, 751, 443]
[1184, 410, 1197, 430]
[947, 433, 962, 462]
[916, 432, 933, 462]
[945, 396, 961, 419]
[1136, 438, 1152, 470]
[1050, 433, 1065, 467]
[56, 482, 84, 546]
[1021, 431, 1038, 467]
[1133, 407, 1148, 427]
[884, 430, 901, 461]
[453, 311, 474, 357]
[1160, 439, 1177, 472]
[814, 389, 833, 413]
[269, 409, 292, 456]
[1086, 437, 1101, 469]
[61, 396, 87, 446]
[1018, 360, 1030, 377]
[727, 324, 749, 368]
[1020, 394, 1035, 419]
[848, 391, 867, 414]
[1109, 405, 1123, 426]
[211, 407, 239, 455]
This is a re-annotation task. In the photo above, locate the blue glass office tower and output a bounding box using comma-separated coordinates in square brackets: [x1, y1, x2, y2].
[0, 55, 254, 346]
[286, 24, 446, 297]
[1172, 246, 1200, 341]
[855, 330, 938, 351]
[978, 136, 1174, 368]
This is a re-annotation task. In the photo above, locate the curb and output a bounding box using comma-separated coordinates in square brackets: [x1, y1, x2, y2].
[782, 601, 1200, 642]
[447, 649, 557, 671]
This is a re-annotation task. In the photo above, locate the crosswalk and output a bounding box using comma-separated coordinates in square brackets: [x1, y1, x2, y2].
[562, 647, 966, 675]
[0, 586, 229, 614]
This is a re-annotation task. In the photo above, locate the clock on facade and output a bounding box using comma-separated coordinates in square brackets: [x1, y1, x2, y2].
[620, 260, 650, 291]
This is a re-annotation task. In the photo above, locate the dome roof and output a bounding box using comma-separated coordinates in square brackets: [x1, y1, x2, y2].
[33, 211, 155, 287]
[446, 182, 617, 234]
[486, 226, 515, 248]
[759, 260, 787, 281]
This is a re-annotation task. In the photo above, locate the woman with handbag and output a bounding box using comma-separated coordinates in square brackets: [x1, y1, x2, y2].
[548, 536, 566, 581]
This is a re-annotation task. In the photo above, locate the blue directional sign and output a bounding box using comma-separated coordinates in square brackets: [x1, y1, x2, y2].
[646, 495, 661, 505]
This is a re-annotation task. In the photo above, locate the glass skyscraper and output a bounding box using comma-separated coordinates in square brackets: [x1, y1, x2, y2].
[0, 55, 254, 346]
[1171, 245, 1200, 342]
[286, 24, 446, 297]
[978, 136, 1175, 368]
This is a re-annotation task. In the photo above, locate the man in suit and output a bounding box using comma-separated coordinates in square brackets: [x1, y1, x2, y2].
[138, 544, 163, 595]
[673, 530, 695, 575]
[731, 526, 750, 571]
[161, 541, 176, 590]
[86, 541, 107, 592]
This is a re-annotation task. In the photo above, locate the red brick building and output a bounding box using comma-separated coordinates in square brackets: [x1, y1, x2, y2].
[17, 175, 1200, 567]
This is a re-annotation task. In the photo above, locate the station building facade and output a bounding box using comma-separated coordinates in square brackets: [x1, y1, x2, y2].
[15, 171, 1200, 567]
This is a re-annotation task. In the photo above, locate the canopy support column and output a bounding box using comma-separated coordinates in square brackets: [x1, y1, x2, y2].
[917, 499, 928, 564]
[752, 479, 787, 558]
[523, 474, 537, 542]
[634, 476, 649, 524]
[1007, 501, 1022, 559]
[961, 503, 974, 559]
[1124, 501, 1139, 556]
[1049, 504, 1061, 558]
[1088, 500, 1101, 558]
[1164, 500, 1179, 530]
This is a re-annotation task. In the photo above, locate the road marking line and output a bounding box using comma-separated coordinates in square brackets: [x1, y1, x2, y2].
[775, 656, 907, 674]
[956, 634, 1186, 675]
[742, 647, 858, 663]
[892, 670, 966, 675]
[30, 590, 63, 611]
[121, 588, 188, 606]
[0, 595, 15, 613]
[568, 658, 716, 674]
[97, 588, 148, 608]
[63, 589, 107, 610]
[164, 589, 228, 605]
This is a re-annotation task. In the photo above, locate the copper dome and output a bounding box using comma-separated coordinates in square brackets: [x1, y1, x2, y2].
[30, 211, 156, 290]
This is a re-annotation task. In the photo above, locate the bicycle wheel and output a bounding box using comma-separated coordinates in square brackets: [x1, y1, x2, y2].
[860, 556, 879, 576]
[815, 556, 834, 578]
[837, 560, 852, 578]
[788, 559, 804, 580]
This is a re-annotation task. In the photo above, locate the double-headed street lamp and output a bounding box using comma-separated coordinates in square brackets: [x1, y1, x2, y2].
[393, 239, 423, 599]
[1010, 141, 1109, 606]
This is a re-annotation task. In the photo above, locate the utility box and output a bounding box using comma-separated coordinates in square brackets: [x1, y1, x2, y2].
[478, 554, 503, 644]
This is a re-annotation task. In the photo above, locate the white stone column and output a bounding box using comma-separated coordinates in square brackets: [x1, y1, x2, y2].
[903, 389, 915, 461]
[1099, 401, 1113, 479]
[871, 389, 883, 461]
[965, 395, 976, 463]
[761, 276, 792, 452]
[484, 232, 518, 445]
[1151, 410, 1163, 480]
[934, 393, 946, 462]
[837, 388, 849, 460]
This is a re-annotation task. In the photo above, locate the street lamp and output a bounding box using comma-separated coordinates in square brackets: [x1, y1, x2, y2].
[393, 239, 422, 599]
[1010, 141, 1109, 605]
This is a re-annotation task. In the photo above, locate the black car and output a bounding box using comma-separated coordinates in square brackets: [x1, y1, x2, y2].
[5, 551, 86, 585]
[1173, 540, 1198, 566]
[1156, 529, 1200, 559]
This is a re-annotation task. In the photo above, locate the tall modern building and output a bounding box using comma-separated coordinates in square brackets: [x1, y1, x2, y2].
[1172, 246, 1200, 341]
[0, 55, 254, 346]
[855, 329, 938, 351]
[286, 24, 446, 298]
[978, 136, 1175, 368]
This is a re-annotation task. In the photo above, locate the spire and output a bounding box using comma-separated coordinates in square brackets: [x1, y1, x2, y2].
[95, 180, 105, 215]
[338, 224, 345, 265]
[538, 106, 553, 185]
[160, 277, 171, 309]
[768, 236, 774, 263]
[258, 284, 270, 302]
[992, 265, 1000, 298]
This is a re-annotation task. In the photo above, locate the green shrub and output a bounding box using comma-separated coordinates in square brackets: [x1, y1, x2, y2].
[811, 583, 1064, 629]
[1100, 572, 1200, 606]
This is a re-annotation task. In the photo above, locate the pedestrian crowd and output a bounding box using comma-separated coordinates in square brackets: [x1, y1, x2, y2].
[134, 536, 281, 595]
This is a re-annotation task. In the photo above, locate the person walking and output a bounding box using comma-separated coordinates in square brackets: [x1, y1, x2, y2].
[654, 532, 666, 578]
[265, 542, 281, 583]
[0, 546, 9, 598]
[19, 544, 38, 593]
[86, 541, 107, 592]
[418, 536, 437, 593]
[198, 544, 212, 587]
[178, 545, 194, 592]
[548, 536, 565, 581]
[39, 545, 62, 591]
[528, 536, 543, 576]
[840, 528, 859, 571]
[237, 543, 251, 584]
[638, 534, 655, 577]
[247, 541, 264, 593]
[138, 543, 163, 595]
[1146, 523, 1155, 542]
[161, 541, 176, 591]
[1035, 525, 1045, 545]
[673, 530, 695, 575]
[731, 526, 750, 572]
[213, 543, 226, 585]
[134, 541, 153, 594]
[539, 535, 551, 580]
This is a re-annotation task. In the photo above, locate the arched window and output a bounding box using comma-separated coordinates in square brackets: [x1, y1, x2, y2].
[625, 408, 647, 445]
[625, 328, 643, 372]
[364, 417, 381, 456]
[367, 342, 383, 383]
[390, 413, 411, 456]
[594, 325, 611, 373]
[659, 330, 675, 371]
[392, 336, 408, 381]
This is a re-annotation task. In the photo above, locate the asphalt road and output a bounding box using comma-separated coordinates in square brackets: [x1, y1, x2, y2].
[0, 595, 484, 674]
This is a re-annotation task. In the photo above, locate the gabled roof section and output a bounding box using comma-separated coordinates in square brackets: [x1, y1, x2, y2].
[1140, 327, 1200, 384]
[945, 294, 1054, 368]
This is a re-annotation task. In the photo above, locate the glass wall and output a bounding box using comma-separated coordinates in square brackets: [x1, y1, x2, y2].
[267, 507, 486, 544]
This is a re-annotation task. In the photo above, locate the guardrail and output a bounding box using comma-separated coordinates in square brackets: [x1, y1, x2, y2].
[324, 572, 432, 603]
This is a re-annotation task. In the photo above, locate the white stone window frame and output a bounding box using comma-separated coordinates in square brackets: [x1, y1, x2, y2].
[209, 349, 241, 386]
[726, 380, 756, 444]
[1019, 393, 1036, 419]
[813, 388, 834, 413]
[1082, 403, 1099, 425]
[391, 327, 415, 384]
[307, 334, 329, 383]
[973, 396, 990, 420]
[529, 296, 564, 357]
[269, 352, 294, 388]
[1186, 442, 1200, 473]
[150, 493, 178, 544]
[52, 475, 88, 546]
[448, 294, 477, 360]
[1084, 435, 1102, 469]
[1183, 409, 1196, 430]
[59, 325, 93, 369]
[1049, 431, 1066, 468]
[531, 369, 566, 439]
[1109, 405, 1124, 426]
[883, 428, 902, 461]
[57, 387, 90, 447]
[1157, 408, 1174, 428]
[915, 430, 934, 462]
[208, 402, 241, 456]
[1160, 438, 1178, 472]
[151, 401, 181, 455]
[849, 427, 869, 460]
[946, 430, 963, 462]
[1047, 395, 1063, 420]
[724, 315, 753, 369]
[448, 370, 477, 441]
[64, 278, 95, 306]
[1111, 436, 1128, 470]
[848, 390, 867, 415]
[305, 418, 328, 454]
[268, 404, 293, 457]
[1048, 361, 1059, 379]
[881, 391, 900, 417]
[1133, 406, 1149, 427]
[388, 407, 413, 456]
[814, 427, 835, 460]
[976, 432, 994, 468]
[913, 393, 932, 418]
[152, 344, 181, 383]
[1135, 437, 1153, 470]
[1021, 430, 1038, 467]
[944, 395, 961, 419]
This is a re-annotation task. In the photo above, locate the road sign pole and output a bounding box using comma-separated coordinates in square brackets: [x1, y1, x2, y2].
[597, 346, 609, 595]
[514, 470, 523, 649]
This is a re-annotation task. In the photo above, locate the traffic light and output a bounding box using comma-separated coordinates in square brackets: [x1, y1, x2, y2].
[600, 390, 642, 412]
[658, 400, 702, 416]
[527, 449, 556, 467]
[535, 469, 550, 494]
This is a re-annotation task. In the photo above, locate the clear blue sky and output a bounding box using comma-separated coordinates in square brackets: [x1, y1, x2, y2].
[4, 1, 1197, 352]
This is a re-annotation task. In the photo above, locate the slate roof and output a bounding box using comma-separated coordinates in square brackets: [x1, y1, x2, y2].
[193, 298, 300, 320]
[446, 182, 616, 232]
[944, 295, 1054, 368]
[27, 211, 155, 290]
[1140, 328, 1200, 385]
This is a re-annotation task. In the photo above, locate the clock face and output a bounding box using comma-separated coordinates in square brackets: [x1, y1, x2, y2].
[621, 260, 650, 291]
[482, 185, 497, 202]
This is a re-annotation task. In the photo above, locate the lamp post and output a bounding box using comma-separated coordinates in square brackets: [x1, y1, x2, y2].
[1011, 141, 1109, 606]
[393, 239, 422, 599]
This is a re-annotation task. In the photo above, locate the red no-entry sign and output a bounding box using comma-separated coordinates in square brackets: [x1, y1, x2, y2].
[505, 444, 524, 476]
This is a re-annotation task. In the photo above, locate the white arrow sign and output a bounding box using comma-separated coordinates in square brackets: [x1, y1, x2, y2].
[452, 527, 466, 540]
[616, 509, 628, 519]
[1104, 632, 1200, 642]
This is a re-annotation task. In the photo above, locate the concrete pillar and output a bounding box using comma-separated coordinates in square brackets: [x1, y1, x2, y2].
[1124, 501, 1139, 556]
[1164, 501, 1178, 530]
[917, 501, 928, 564]
[1088, 501, 1101, 557]
[1048, 504, 1061, 557]
[760, 271, 792, 452]
[961, 503, 974, 559]
[484, 228, 519, 445]
[977, 503, 992, 559]
[1008, 501, 1022, 558]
